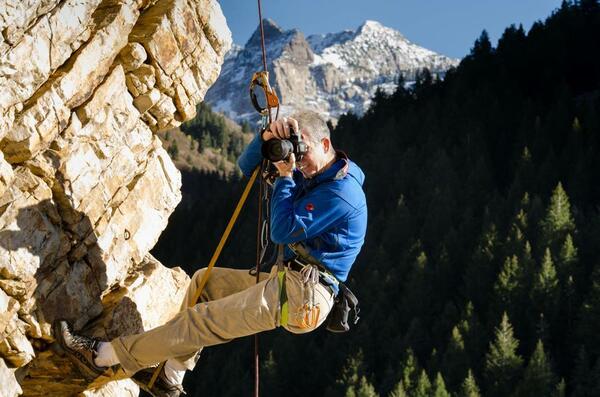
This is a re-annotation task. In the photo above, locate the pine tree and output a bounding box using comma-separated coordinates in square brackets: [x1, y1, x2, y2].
[496, 255, 522, 294]
[338, 350, 367, 397]
[414, 370, 431, 397]
[531, 248, 560, 317]
[505, 202, 529, 258]
[354, 376, 379, 397]
[457, 302, 485, 370]
[557, 234, 578, 282]
[402, 251, 431, 334]
[494, 255, 523, 316]
[515, 340, 556, 397]
[463, 224, 499, 313]
[553, 378, 566, 397]
[441, 326, 469, 391]
[388, 382, 408, 397]
[521, 241, 536, 289]
[484, 313, 523, 397]
[471, 30, 493, 57]
[427, 348, 440, 379]
[557, 234, 578, 336]
[540, 182, 575, 254]
[400, 348, 419, 393]
[430, 373, 450, 397]
[458, 370, 481, 397]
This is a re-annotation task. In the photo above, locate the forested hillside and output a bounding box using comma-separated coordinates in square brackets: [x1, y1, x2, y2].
[151, 2, 600, 396]
[157, 102, 253, 176]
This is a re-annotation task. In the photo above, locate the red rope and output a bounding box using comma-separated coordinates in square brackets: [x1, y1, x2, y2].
[257, 0, 273, 124]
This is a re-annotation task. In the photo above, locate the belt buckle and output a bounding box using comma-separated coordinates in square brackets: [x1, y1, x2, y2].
[288, 258, 307, 272]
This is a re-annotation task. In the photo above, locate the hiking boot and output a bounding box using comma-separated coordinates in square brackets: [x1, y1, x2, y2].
[132, 366, 185, 397]
[53, 320, 107, 380]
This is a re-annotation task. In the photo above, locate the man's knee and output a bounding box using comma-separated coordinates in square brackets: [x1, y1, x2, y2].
[191, 267, 208, 284]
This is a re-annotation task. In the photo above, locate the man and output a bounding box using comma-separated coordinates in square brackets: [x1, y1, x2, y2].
[55, 110, 367, 397]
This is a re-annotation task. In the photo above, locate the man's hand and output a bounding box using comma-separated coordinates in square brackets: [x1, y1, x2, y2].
[274, 153, 295, 178]
[262, 117, 299, 141]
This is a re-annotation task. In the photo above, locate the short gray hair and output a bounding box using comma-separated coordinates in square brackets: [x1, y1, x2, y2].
[291, 110, 330, 144]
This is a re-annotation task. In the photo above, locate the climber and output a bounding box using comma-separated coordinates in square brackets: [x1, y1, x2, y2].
[54, 110, 368, 397]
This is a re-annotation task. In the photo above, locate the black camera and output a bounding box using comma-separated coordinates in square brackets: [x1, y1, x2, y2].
[261, 127, 308, 162]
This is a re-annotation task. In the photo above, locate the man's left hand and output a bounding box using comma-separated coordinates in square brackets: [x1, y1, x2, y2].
[274, 153, 295, 178]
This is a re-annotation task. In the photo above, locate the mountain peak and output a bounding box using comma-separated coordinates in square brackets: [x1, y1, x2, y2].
[207, 19, 459, 122]
[261, 18, 282, 31]
[356, 19, 403, 39]
[246, 18, 285, 48]
[360, 20, 384, 30]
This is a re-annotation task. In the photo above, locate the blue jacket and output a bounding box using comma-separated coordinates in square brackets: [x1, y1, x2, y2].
[238, 133, 367, 282]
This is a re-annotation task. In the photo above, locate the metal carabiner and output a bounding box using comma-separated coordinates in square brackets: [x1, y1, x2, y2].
[249, 71, 280, 115]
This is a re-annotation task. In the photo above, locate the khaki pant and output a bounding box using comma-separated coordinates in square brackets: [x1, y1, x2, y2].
[111, 265, 334, 374]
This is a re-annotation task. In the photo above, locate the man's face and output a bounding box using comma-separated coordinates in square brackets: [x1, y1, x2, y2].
[297, 129, 328, 179]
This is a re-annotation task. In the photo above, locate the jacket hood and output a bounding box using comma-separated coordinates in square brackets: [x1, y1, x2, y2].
[347, 161, 365, 186]
[306, 152, 365, 188]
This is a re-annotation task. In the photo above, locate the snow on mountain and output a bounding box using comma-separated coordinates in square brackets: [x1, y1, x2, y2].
[205, 19, 459, 123]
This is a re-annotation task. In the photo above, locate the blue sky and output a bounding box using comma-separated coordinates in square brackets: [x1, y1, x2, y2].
[218, 0, 563, 59]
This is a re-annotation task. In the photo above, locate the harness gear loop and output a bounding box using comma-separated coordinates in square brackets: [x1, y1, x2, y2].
[147, 166, 260, 389]
[298, 264, 321, 328]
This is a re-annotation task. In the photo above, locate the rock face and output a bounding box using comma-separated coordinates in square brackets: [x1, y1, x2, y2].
[0, 0, 231, 395]
[206, 19, 459, 122]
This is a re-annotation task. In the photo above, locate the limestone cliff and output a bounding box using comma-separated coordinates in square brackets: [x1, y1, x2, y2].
[0, 0, 231, 395]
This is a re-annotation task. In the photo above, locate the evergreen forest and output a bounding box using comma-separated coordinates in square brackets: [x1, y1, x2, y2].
[151, 1, 600, 396]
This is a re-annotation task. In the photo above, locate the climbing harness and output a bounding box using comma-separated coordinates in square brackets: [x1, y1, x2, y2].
[289, 241, 360, 333]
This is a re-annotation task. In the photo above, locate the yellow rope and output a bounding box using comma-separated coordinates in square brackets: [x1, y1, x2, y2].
[147, 166, 260, 388]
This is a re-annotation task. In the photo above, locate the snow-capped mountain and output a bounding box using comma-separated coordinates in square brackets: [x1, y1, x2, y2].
[205, 19, 459, 122]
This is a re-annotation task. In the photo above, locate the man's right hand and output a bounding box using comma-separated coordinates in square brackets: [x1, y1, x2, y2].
[262, 117, 299, 141]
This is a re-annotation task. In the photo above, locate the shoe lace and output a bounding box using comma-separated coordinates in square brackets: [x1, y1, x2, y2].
[70, 332, 98, 353]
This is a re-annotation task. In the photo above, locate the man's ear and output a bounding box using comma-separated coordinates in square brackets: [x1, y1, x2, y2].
[322, 137, 331, 153]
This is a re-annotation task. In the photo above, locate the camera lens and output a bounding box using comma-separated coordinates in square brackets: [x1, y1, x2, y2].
[261, 140, 293, 162]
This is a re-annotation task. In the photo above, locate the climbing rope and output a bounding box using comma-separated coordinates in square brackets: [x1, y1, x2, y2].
[253, 1, 279, 395]
[148, 1, 279, 393]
